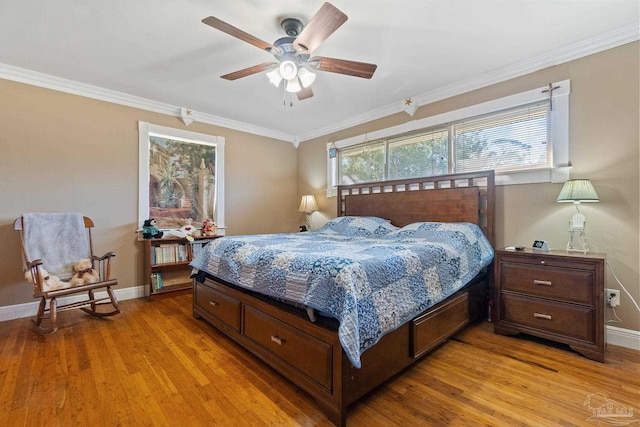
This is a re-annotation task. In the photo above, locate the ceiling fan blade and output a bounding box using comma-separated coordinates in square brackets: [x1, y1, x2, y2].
[221, 62, 276, 80]
[297, 86, 314, 100]
[310, 56, 377, 79]
[202, 16, 273, 51]
[293, 3, 348, 54]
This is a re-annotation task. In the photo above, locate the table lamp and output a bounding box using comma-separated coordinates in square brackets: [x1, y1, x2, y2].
[557, 179, 599, 253]
[298, 195, 318, 231]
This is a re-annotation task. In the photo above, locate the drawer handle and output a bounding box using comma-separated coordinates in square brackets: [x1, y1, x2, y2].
[533, 312, 552, 320]
[533, 280, 552, 286]
[270, 335, 284, 346]
[209, 300, 218, 307]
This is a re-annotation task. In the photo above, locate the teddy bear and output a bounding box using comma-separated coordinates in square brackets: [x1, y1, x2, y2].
[142, 218, 163, 239]
[179, 218, 195, 236]
[68, 259, 100, 287]
[202, 218, 217, 236]
[25, 268, 70, 292]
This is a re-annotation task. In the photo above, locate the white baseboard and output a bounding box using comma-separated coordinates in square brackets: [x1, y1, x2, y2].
[607, 325, 640, 351]
[1, 291, 638, 353]
[0, 285, 147, 323]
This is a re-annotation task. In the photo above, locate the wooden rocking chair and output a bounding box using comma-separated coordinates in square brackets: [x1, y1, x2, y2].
[14, 214, 121, 334]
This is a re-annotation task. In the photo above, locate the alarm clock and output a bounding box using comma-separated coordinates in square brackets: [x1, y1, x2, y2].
[532, 240, 550, 251]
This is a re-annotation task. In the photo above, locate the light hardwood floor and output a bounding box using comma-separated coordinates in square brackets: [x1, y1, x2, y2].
[1, 294, 638, 426]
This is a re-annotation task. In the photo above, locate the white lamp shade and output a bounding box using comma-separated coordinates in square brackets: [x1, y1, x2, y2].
[266, 68, 282, 87]
[285, 77, 302, 93]
[278, 60, 298, 80]
[297, 67, 316, 88]
[298, 195, 319, 212]
[557, 179, 599, 203]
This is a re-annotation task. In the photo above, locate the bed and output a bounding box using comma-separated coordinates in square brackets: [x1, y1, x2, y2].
[191, 170, 495, 426]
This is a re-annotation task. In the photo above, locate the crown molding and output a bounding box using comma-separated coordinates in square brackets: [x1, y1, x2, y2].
[0, 63, 296, 144]
[295, 23, 640, 143]
[1, 23, 637, 146]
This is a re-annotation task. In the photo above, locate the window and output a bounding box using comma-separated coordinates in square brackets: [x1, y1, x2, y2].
[388, 128, 449, 180]
[327, 80, 570, 195]
[340, 141, 385, 184]
[138, 122, 225, 234]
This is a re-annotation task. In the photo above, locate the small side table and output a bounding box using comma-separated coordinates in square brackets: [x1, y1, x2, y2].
[494, 247, 605, 362]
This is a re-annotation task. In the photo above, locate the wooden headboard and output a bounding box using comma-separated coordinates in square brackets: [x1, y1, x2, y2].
[338, 170, 495, 246]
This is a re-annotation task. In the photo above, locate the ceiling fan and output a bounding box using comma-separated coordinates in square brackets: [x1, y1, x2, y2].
[202, 2, 377, 101]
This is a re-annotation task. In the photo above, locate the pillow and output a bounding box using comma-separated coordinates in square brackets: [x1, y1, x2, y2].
[315, 216, 398, 237]
[392, 222, 442, 235]
[388, 222, 485, 246]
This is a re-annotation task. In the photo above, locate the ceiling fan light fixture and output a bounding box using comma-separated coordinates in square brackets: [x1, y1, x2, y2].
[204, 3, 376, 102]
[285, 77, 302, 93]
[266, 67, 282, 87]
[297, 67, 316, 88]
[279, 60, 298, 80]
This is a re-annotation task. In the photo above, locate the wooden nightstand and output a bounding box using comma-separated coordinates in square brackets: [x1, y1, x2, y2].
[494, 248, 605, 362]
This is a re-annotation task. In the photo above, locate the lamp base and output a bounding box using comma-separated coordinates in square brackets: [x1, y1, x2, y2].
[305, 212, 313, 232]
[566, 227, 589, 254]
[566, 247, 589, 254]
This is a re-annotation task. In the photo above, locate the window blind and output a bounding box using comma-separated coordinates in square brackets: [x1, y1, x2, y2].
[453, 101, 550, 173]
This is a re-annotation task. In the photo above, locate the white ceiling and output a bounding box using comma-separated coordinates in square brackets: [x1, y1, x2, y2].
[0, 1, 638, 143]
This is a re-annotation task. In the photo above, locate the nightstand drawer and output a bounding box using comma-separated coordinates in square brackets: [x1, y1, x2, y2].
[502, 294, 594, 342]
[501, 262, 594, 305]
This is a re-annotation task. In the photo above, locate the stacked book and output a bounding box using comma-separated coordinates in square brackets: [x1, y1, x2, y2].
[151, 243, 189, 265]
[151, 272, 164, 291]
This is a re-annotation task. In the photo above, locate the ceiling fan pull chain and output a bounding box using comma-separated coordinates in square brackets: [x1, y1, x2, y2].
[282, 84, 294, 107]
[282, 83, 287, 106]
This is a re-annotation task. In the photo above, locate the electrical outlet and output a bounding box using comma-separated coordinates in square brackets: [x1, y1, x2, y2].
[606, 288, 621, 307]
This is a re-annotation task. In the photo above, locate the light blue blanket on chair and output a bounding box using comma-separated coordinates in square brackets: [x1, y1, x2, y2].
[22, 213, 91, 280]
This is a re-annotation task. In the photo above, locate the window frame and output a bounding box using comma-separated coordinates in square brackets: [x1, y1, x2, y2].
[138, 121, 226, 234]
[327, 80, 570, 197]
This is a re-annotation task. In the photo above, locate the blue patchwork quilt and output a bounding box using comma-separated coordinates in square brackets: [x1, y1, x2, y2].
[190, 217, 494, 368]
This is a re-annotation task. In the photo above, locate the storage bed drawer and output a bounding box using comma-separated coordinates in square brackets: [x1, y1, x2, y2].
[412, 292, 469, 358]
[194, 281, 241, 332]
[243, 305, 333, 391]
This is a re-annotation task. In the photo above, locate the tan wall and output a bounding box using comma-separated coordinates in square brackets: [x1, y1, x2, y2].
[0, 79, 298, 306]
[2, 42, 638, 333]
[298, 42, 640, 332]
